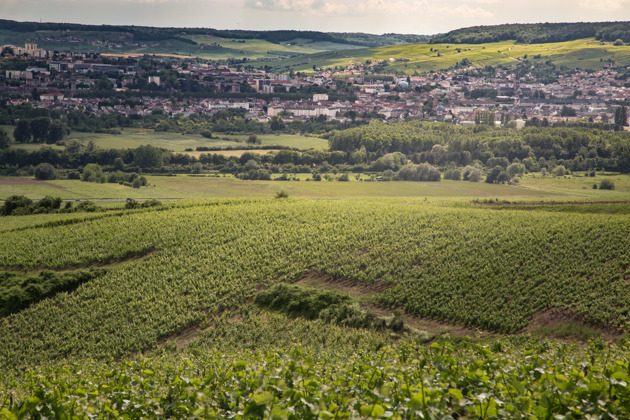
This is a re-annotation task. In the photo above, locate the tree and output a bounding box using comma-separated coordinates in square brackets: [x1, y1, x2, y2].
[34, 163, 57, 180]
[270, 116, 285, 131]
[14, 120, 32, 143]
[552, 165, 567, 177]
[506, 162, 526, 179]
[0, 128, 10, 149]
[30, 117, 51, 143]
[82, 163, 104, 183]
[560, 106, 576, 117]
[133, 145, 164, 168]
[615, 106, 628, 129]
[486, 166, 509, 184]
[46, 120, 66, 144]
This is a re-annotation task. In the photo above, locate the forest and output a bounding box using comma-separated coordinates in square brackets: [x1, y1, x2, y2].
[431, 21, 630, 44]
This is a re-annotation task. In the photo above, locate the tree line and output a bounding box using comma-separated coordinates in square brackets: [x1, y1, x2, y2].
[431, 22, 630, 44]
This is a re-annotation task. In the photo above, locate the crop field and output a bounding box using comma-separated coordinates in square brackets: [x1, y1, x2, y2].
[1, 172, 628, 201]
[2, 196, 630, 417]
[2, 174, 609, 200]
[262, 38, 630, 74]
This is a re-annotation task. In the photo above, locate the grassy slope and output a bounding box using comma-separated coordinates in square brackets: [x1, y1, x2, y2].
[261, 38, 630, 73]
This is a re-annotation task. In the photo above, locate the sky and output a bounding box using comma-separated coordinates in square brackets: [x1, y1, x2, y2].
[1, 0, 630, 35]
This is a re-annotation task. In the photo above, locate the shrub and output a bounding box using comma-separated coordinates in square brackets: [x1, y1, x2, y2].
[552, 165, 567, 177]
[397, 163, 441, 182]
[443, 168, 462, 181]
[34, 163, 57, 180]
[75, 201, 99, 212]
[1, 195, 32, 216]
[599, 179, 615, 190]
[275, 191, 289, 199]
[462, 165, 482, 182]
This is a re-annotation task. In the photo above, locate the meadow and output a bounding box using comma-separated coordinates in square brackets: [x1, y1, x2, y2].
[262, 38, 630, 74]
[3, 126, 328, 153]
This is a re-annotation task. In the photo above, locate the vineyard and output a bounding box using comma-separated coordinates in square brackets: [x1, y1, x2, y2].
[1, 197, 630, 417]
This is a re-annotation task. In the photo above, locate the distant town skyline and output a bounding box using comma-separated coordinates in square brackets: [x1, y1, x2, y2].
[1, 0, 630, 35]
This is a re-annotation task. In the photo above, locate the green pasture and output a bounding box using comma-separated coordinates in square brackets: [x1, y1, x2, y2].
[262, 38, 630, 74]
[6, 128, 327, 152]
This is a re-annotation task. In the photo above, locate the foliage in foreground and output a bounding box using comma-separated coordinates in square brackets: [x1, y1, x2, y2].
[3, 335, 630, 419]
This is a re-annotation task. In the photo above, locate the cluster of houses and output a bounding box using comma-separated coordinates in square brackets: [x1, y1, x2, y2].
[1, 43, 629, 127]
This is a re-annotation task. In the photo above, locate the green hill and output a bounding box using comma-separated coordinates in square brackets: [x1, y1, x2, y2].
[261, 38, 630, 74]
[0, 20, 428, 60]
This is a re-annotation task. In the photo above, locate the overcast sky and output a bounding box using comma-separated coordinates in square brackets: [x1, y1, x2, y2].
[1, 0, 630, 35]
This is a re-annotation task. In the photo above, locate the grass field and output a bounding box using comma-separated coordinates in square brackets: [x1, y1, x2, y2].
[1, 173, 628, 200]
[261, 38, 630, 74]
[4, 127, 327, 153]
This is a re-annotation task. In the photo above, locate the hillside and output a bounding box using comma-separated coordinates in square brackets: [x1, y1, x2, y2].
[2, 196, 630, 416]
[431, 21, 630, 44]
[261, 38, 630, 74]
[0, 19, 428, 60]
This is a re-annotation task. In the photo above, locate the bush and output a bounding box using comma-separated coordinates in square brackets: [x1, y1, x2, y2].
[599, 179, 615, 190]
[275, 191, 289, 199]
[397, 163, 441, 182]
[443, 168, 462, 181]
[462, 165, 482, 182]
[552, 165, 567, 177]
[75, 201, 99, 212]
[1, 195, 33, 216]
[34, 163, 57, 180]
[254, 284, 404, 332]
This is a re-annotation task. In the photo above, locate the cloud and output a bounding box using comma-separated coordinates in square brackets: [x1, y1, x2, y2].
[244, 0, 422, 15]
[432, 3, 494, 19]
[579, 0, 628, 11]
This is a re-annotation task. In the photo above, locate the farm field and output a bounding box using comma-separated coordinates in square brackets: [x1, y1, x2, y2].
[2, 196, 630, 417]
[1, 173, 628, 200]
[262, 38, 630, 74]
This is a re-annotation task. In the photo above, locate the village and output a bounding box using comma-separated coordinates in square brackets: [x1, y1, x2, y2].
[2, 42, 629, 128]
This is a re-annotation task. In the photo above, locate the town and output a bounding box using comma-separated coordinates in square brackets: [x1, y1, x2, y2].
[2, 42, 629, 129]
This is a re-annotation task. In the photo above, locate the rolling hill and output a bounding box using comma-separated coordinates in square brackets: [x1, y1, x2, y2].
[0, 19, 429, 60]
[260, 38, 630, 74]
